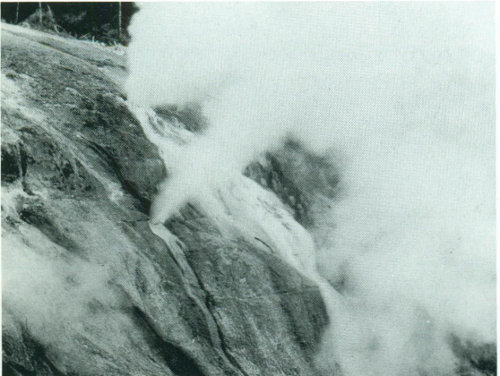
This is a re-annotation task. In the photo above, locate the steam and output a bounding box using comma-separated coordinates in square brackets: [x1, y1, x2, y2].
[126, 3, 495, 375]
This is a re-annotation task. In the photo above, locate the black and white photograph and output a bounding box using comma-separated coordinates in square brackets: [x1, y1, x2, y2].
[0, 2, 496, 375]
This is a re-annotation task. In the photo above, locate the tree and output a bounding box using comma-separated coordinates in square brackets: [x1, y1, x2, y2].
[118, 2, 122, 43]
[15, 2, 19, 24]
[1, 2, 138, 45]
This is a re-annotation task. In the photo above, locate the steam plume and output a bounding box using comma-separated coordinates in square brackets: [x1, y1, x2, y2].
[126, 3, 495, 375]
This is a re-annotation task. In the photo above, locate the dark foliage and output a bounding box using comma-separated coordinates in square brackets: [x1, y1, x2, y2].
[1, 2, 138, 45]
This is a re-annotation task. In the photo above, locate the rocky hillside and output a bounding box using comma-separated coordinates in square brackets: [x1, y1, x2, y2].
[1, 24, 330, 376]
[2, 23, 496, 376]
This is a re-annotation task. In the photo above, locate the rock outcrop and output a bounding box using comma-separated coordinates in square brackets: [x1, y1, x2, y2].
[2, 23, 496, 376]
[2, 24, 329, 376]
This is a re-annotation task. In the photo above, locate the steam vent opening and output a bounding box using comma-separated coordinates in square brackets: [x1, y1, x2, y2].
[1, 2, 495, 376]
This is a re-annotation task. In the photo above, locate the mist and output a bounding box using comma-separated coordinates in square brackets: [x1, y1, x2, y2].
[126, 3, 495, 375]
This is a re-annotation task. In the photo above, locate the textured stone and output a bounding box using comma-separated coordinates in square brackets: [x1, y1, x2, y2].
[2, 24, 328, 376]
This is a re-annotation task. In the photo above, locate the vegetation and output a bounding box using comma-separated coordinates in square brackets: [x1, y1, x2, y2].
[1, 2, 137, 45]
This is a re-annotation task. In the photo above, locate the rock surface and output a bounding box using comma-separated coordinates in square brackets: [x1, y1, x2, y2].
[2, 24, 329, 376]
[2, 23, 496, 376]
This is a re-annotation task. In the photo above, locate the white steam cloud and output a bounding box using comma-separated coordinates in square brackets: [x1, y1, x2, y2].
[126, 3, 495, 376]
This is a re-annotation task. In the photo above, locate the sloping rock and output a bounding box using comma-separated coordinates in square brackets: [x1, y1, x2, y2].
[1, 24, 329, 376]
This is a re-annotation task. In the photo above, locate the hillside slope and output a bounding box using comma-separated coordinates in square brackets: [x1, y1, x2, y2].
[1, 24, 329, 376]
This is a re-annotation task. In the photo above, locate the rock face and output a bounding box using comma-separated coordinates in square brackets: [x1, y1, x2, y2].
[245, 140, 340, 229]
[1, 24, 329, 376]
